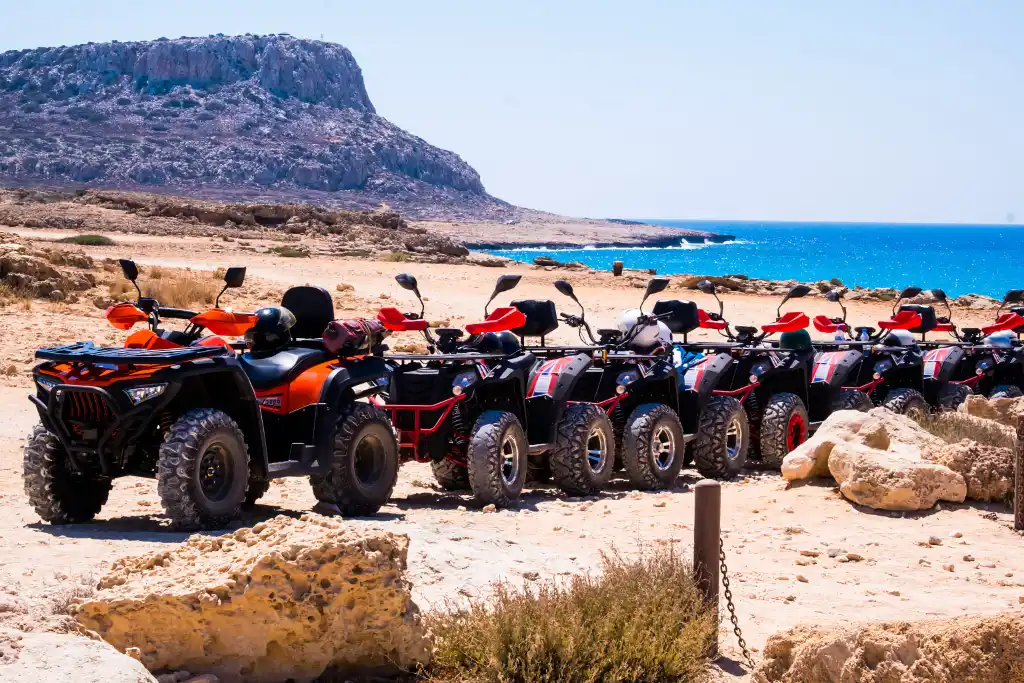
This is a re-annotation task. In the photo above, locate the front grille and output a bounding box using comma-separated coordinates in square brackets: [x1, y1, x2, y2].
[60, 390, 116, 443]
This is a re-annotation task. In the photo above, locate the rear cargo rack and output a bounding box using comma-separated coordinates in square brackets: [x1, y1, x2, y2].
[35, 342, 227, 365]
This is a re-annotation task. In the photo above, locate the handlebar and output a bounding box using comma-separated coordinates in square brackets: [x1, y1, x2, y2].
[159, 307, 200, 320]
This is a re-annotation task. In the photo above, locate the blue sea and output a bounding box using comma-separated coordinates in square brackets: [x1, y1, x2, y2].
[486, 220, 1021, 298]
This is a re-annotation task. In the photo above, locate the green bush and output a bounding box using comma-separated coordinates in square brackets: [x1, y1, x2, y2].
[427, 547, 715, 683]
[57, 234, 116, 246]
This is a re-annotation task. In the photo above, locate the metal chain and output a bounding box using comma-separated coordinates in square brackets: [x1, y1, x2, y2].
[719, 537, 755, 671]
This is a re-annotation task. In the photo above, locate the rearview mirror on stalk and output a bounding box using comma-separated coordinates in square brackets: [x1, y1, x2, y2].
[640, 277, 670, 313]
[1004, 289, 1024, 304]
[930, 288, 948, 302]
[554, 280, 577, 301]
[824, 290, 842, 302]
[894, 286, 923, 314]
[119, 259, 142, 298]
[777, 284, 811, 318]
[216, 266, 246, 307]
[484, 274, 522, 314]
[395, 273, 425, 318]
[697, 279, 716, 295]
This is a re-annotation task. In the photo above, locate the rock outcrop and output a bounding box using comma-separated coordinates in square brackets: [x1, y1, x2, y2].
[0, 628, 157, 683]
[0, 36, 514, 220]
[755, 612, 1024, 683]
[0, 231, 96, 300]
[959, 394, 1024, 428]
[923, 439, 1014, 502]
[828, 441, 966, 511]
[73, 514, 430, 683]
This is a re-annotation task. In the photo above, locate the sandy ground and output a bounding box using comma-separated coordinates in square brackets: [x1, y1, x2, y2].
[1, 230, 1019, 680]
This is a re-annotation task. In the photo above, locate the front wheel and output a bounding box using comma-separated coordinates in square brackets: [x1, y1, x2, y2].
[622, 403, 685, 490]
[309, 404, 400, 516]
[550, 404, 615, 495]
[23, 425, 111, 524]
[466, 411, 528, 507]
[431, 449, 471, 491]
[882, 388, 929, 417]
[157, 408, 250, 530]
[990, 385, 1024, 400]
[692, 397, 749, 479]
[759, 392, 809, 468]
[833, 388, 873, 412]
[937, 383, 972, 411]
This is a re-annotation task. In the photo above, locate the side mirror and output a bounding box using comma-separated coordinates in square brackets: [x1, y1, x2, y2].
[554, 280, 577, 301]
[396, 273, 419, 292]
[223, 267, 246, 288]
[640, 277, 671, 312]
[778, 284, 811, 317]
[930, 288, 947, 302]
[898, 286, 923, 300]
[697, 279, 716, 295]
[1004, 289, 1024, 304]
[824, 290, 841, 303]
[119, 259, 139, 282]
[484, 274, 522, 314]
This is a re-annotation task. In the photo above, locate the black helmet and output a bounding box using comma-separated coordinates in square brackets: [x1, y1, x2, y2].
[245, 306, 296, 352]
[473, 331, 521, 355]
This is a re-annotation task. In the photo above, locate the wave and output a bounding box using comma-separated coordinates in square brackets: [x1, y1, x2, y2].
[498, 239, 751, 253]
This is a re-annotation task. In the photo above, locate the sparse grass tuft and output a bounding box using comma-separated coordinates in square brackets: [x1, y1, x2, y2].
[212, 267, 227, 279]
[108, 268, 219, 308]
[51, 577, 95, 615]
[1, 363, 17, 376]
[426, 547, 715, 683]
[335, 282, 354, 292]
[271, 245, 310, 258]
[913, 411, 1017, 450]
[383, 251, 412, 262]
[57, 234, 116, 246]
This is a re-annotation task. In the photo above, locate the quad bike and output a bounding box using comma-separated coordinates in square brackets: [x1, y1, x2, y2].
[26, 282, 400, 530]
[916, 288, 1024, 401]
[525, 277, 687, 491]
[375, 273, 539, 508]
[814, 286, 966, 413]
[691, 280, 816, 468]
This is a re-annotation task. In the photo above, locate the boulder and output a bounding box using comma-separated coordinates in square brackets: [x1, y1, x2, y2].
[781, 411, 890, 481]
[827, 441, 966, 511]
[923, 439, 1014, 502]
[74, 514, 430, 683]
[755, 612, 1024, 683]
[959, 394, 1024, 428]
[0, 628, 157, 683]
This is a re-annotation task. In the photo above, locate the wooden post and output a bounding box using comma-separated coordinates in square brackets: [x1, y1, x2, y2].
[1016, 415, 1024, 531]
[694, 479, 722, 655]
[612, 261, 624, 276]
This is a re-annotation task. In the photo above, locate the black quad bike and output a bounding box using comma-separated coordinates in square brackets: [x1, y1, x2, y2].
[375, 273, 540, 507]
[522, 277, 688, 491]
[916, 288, 1024, 401]
[692, 280, 817, 468]
[26, 280, 400, 530]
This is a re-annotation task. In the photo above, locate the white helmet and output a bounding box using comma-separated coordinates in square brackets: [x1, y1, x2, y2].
[617, 309, 672, 349]
[882, 329, 915, 347]
[985, 331, 1016, 348]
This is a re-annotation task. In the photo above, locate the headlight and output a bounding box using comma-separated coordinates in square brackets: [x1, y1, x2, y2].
[124, 383, 167, 404]
[453, 370, 477, 395]
[873, 360, 893, 375]
[616, 370, 640, 386]
[36, 377, 58, 393]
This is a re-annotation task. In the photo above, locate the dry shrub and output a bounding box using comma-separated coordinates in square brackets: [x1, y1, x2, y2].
[914, 411, 1017, 450]
[1, 363, 17, 376]
[0, 282, 31, 306]
[336, 282, 354, 292]
[147, 265, 165, 279]
[51, 576, 95, 615]
[427, 547, 715, 683]
[271, 245, 310, 258]
[56, 234, 116, 246]
[384, 251, 412, 262]
[212, 267, 227, 279]
[107, 268, 219, 308]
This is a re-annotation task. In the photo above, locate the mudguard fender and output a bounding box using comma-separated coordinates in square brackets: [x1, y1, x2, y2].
[812, 349, 862, 388]
[681, 352, 732, 399]
[528, 353, 592, 402]
[923, 346, 965, 383]
[314, 356, 392, 468]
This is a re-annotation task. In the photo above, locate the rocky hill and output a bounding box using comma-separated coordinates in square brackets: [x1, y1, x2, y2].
[0, 35, 514, 220]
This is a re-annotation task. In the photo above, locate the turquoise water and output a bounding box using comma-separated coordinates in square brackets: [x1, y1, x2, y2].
[486, 220, 1021, 297]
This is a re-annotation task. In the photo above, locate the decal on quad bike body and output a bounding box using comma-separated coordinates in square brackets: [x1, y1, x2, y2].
[811, 350, 862, 388]
[528, 354, 592, 400]
[923, 346, 965, 382]
[680, 351, 732, 398]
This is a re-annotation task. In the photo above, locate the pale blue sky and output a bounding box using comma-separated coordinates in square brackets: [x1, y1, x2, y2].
[2, 1, 1021, 223]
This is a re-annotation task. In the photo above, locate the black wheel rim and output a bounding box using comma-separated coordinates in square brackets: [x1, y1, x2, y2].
[354, 434, 387, 486]
[199, 443, 233, 502]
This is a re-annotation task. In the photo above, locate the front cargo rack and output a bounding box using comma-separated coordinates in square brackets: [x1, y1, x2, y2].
[35, 341, 227, 365]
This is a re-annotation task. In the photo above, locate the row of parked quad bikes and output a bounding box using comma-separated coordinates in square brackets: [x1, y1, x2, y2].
[22, 259, 1024, 529]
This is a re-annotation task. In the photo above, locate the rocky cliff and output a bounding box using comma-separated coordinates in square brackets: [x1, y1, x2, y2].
[0, 35, 512, 219]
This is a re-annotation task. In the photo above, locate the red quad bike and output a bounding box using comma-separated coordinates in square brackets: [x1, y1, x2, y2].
[814, 286, 952, 414]
[375, 273, 543, 508]
[694, 280, 816, 468]
[520, 277, 688, 492]
[26, 282, 399, 530]
[917, 288, 1024, 401]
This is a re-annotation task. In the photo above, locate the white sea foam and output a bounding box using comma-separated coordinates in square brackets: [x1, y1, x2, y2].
[496, 239, 751, 253]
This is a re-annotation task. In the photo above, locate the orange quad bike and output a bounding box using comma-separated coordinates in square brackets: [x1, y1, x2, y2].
[26, 277, 399, 530]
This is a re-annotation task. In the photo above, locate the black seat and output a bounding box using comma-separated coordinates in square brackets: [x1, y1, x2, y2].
[511, 300, 558, 338]
[281, 286, 335, 340]
[240, 347, 333, 390]
[896, 304, 937, 334]
[652, 300, 700, 335]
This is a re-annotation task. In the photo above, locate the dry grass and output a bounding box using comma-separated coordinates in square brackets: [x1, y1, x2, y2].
[426, 547, 715, 683]
[1, 363, 17, 376]
[336, 282, 354, 292]
[0, 282, 30, 306]
[51, 576, 95, 615]
[271, 245, 310, 258]
[914, 411, 1017, 450]
[108, 268, 219, 308]
[56, 234, 116, 246]
[384, 251, 412, 262]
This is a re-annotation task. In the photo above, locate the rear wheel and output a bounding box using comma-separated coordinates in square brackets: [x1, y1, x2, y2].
[989, 385, 1023, 400]
[833, 388, 873, 412]
[157, 409, 250, 530]
[550, 404, 615, 495]
[882, 388, 929, 417]
[431, 449, 471, 491]
[937, 383, 971, 411]
[242, 478, 270, 510]
[526, 454, 552, 485]
[466, 411, 528, 507]
[692, 397, 749, 479]
[622, 403, 685, 490]
[760, 392, 809, 468]
[23, 425, 111, 524]
[310, 404, 399, 516]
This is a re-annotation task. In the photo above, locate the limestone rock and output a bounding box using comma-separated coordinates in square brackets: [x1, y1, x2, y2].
[827, 441, 966, 511]
[781, 410, 889, 480]
[959, 394, 1024, 428]
[924, 439, 1014, 502]
[0, 628, 157, 683]
[755, 612, 1024, 683]
[74, 514, 430, 683]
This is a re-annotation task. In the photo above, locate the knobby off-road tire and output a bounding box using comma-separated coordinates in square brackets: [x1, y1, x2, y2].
[157, 408, 250, 530]
[466, 410, 529, 508]
[622, 403, 686, 490]
[989, 385, 1023, 400]
[692, 397, 749, 479]
[310, 403, 399, 517]
[550, 404, 616, 496]
[242, 478, 271, 511]
[526, 454, 552, 485]
[833, 388, 873, 413]
[23, 424, 111, 524]
[937, 383, 972, 412]
[882, 388, 929, 417]
[759, 392, 809, 468]
[431, 456, 471, 491]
